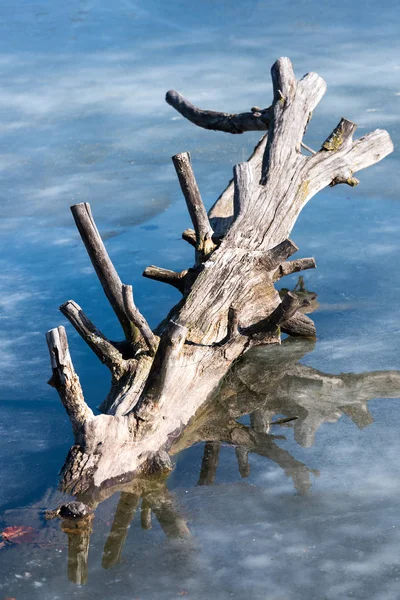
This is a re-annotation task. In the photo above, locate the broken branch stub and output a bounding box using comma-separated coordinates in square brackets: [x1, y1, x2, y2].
[46, 326, 93, 436]
[46, 57, 394, 493]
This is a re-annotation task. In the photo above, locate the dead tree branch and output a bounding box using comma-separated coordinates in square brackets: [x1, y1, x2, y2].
[172, 151, 216, 260]
[71, 203, 137, 343]
[142, 265, 188, 293]
[122, 284, 158, 356]
[166, 89, 272, 133]
[60, 300, 123, 368]
[273, 258, 316, 281]
[46, 326, 93, 435]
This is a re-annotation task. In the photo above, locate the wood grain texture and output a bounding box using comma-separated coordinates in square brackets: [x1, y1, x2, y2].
[172, 151, 216, 260]
[71, 203, 137, 342]
[46, 326, 93, 435]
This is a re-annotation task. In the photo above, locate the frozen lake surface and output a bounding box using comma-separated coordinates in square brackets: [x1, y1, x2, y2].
[1, 0, 400, 598]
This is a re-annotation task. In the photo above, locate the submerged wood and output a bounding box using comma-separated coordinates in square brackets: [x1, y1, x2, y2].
[46, 57, 394, 494]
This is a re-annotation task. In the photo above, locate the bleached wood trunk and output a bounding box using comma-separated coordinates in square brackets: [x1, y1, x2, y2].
[46, 57, 393, 495]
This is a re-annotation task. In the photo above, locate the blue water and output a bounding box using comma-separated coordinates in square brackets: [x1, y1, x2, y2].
[1, 0, 400, 598]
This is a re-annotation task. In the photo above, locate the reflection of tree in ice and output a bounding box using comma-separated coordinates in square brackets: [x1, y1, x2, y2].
[50, 334, 400, 585]
[172, 336, 400, 496]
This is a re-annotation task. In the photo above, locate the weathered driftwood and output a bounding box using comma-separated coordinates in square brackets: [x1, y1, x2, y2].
[46, 57, 393, 494]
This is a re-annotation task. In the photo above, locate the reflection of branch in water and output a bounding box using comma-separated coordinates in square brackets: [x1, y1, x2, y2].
[102, 492, 140, 569]
[234, 340, 400, 448]
[235, 446, 250, 478]
[229, 423, 316, 495]
[143, 487, 190, 539]
[101, 484, 190, 570]
[258, 367, 400, 448]
[171, 337, 400, 492]
[198, 442, 221, 485]
[54, 334, 400, 584]
[61, 515, 93, 585]
[340, 403, 373, 429]
[250, 410, 269, 433]
[279, 275, 319, 314]
[140, 499, 152, 530]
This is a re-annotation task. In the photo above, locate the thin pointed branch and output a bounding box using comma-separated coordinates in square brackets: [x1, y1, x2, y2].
[71, 203, 137, 342]
[273, 258, 316, 281]
[172, 152, 216, 259]
[301, 142, 316, 155]
[46, 326, 93, 435]
[122, 285, 158, 356]
[60, 300, 124, 368]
